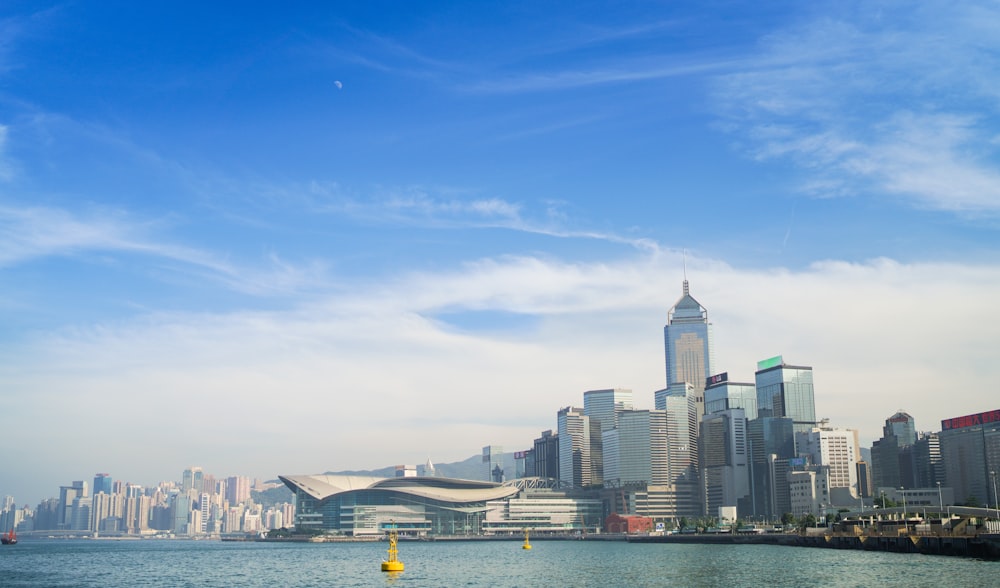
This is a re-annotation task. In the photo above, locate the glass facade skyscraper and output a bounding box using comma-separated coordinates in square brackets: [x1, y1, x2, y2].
[663, 280, 714, 422]
[754, 356, 816, 438]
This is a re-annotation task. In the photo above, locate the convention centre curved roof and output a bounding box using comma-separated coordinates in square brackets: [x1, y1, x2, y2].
[278, 474, 520, 504]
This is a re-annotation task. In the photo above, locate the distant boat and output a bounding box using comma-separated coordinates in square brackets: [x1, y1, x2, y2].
[0, 528, 16, 545]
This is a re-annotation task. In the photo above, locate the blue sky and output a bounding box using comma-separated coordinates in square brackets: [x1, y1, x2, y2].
[2, 1, 999, 505]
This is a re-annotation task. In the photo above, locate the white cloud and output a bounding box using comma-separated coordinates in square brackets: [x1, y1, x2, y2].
[2, 249, 998, 503]
[713, 1, 1000, 214]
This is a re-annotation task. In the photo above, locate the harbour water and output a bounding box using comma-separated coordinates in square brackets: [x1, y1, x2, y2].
[0, 538, 995, 587]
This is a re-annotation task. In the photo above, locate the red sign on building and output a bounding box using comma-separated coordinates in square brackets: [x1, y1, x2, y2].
[941, 409, 1000, 431]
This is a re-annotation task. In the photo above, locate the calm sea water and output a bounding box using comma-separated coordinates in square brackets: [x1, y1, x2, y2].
[0, 538, 995, 587]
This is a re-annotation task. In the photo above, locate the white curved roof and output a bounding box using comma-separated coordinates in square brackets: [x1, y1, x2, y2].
[279, 474, 519, 503]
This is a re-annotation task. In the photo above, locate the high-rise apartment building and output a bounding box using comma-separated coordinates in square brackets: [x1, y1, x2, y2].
[558, 407, 593, 488]
[664, 280, 713, 423]
[754, 356, 816, 439]
[226, 476, 252, 505]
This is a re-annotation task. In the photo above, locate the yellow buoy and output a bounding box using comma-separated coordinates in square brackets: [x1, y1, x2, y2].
[381, 524, 404, 572]
[522, 528, 532, 550]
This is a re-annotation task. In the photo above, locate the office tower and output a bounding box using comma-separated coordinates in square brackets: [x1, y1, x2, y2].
[788, 467, 831, 516]
[173, 493, 191, 534]
[482, 446, 504, 483]
[584, 388, 634, 486]
[885, 411, 918, 446]
[611, 409, 670, 486]
[532, 430, 559, 479]
[93, 473, 112, 496]
[704, 373, 757, 419]
[700, 408, 751, 517]
[514, 450, 529, 479]
[871, 411, 920, 490]
[856, 461, 873, 498]
[226, 476, 251, 505]
[911, 432, 944, 488]
[800, 426, 860, 501]
[558, 407, 593, 488]
[423, 458, 437, 477]
[182, 467, 204, 493]
[655, 382, 699, 484]
[664, 280, 714, 423]
[754, 356, 816, 440]
[747, 416, 795, 518]
[939, 409, 1000, 507]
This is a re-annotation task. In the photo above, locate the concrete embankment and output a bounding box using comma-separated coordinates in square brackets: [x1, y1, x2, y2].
[627, 532, 1000, 559]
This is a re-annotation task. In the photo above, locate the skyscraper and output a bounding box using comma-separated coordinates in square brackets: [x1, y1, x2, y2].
[754, 356, 816, 438]
[704, 373, 757, 420]
[483, 446, 504, 483]
[558, 406, 592, 488]
[664, 279, 714, 422]
[584, 388, 634, 486]
[93, 473, 113, 496]
[654, 382, 699, 484]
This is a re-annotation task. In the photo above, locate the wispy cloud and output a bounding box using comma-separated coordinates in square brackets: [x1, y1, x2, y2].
[465, 56, 736, 94]
[712, 1, 1000, 214]
[0, 203, 329, 297]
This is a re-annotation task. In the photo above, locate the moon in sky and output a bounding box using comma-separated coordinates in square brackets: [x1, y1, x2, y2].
[334, 80, 343, 89]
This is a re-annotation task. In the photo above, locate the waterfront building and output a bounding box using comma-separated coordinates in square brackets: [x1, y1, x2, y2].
[700, 408, 751, 517]
[939, 409, 1000, 507]
[663, 280, 714, 423]
[532, 430, 559, 480]
[747, 416, 795, 519]
[788, 466, 830, 517]
[483, 487, 603, 535]
[871, 411, 920, 490]
[754, 356, 816, 441]
[558, 407, 593, 488]
[280, 474, 520, 536]
[631, 482, 703, 520]
[856, 460, 873, 498]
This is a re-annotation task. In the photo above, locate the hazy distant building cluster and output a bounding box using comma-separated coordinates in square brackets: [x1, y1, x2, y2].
[0, 468, 294, 537]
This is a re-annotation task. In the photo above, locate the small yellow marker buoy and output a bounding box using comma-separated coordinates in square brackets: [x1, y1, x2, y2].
[381, 523, 404, 572]
[522, 527, 532, 550]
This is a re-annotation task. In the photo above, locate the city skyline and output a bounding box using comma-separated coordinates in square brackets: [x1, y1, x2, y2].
[2, 2, 1000, 506]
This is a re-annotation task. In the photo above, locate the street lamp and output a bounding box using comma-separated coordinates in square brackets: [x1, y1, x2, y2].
[900, 487, 907, 533]
[991, 471, 998, 515]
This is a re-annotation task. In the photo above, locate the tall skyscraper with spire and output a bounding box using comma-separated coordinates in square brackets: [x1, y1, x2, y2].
[663, 278, 714, 423]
